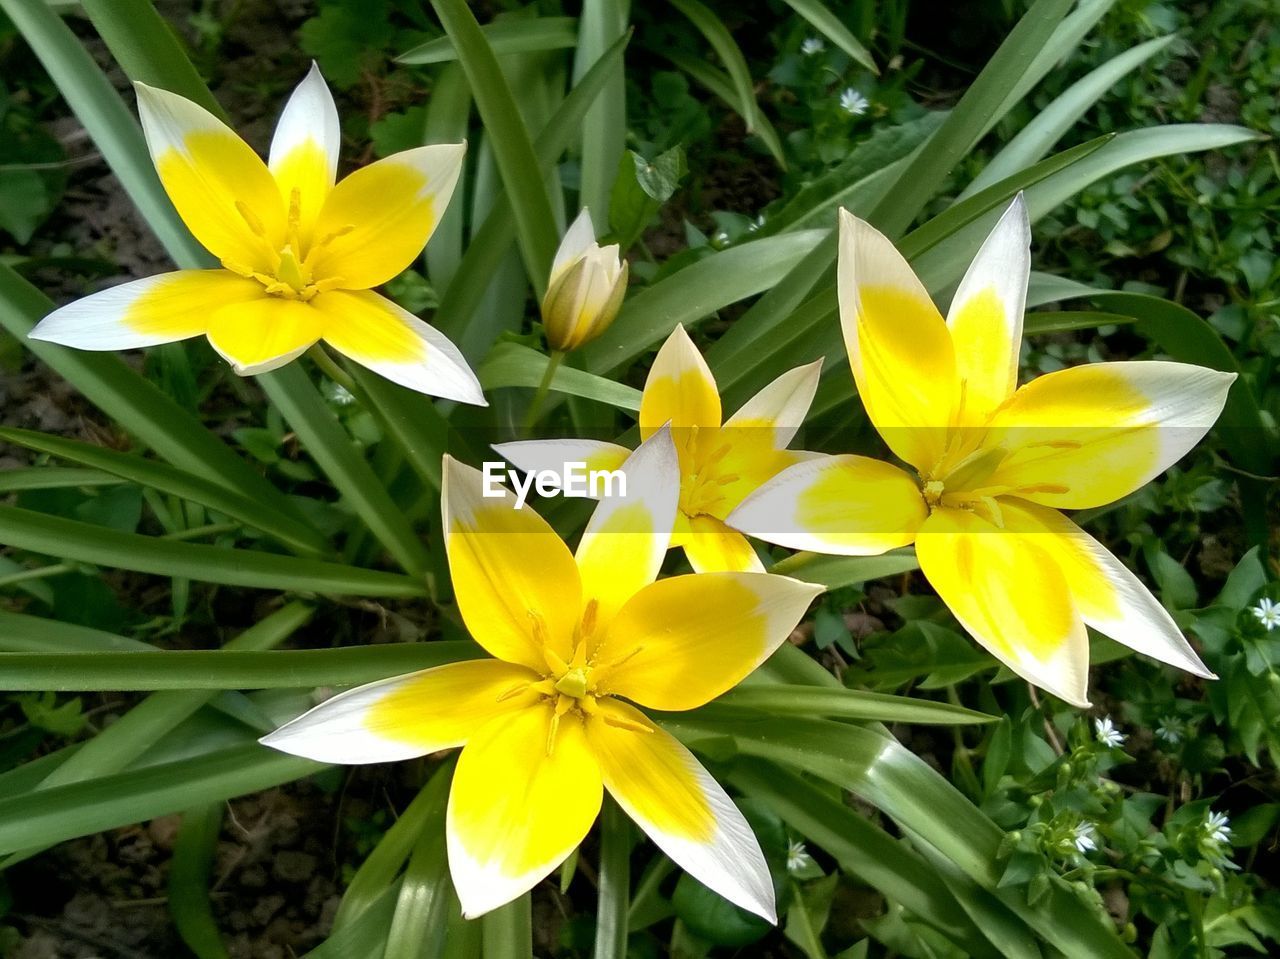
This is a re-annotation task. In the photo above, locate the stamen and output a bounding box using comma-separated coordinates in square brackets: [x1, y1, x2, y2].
[1016, 483, 1070, 495]
[545, 695, 575, 755]
[234, 200, 267, 238]
[579, 599, 598, 642]
[601, 711, 653, 734]
[314, 224, 355, 250]
[495, 681, 531, 703]
[714, 473, 740, 486]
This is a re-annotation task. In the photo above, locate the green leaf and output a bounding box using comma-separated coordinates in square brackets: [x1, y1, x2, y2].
[0, 467, 120, 492]
[0, 743, 322, 857]
[667, 0, 760, 134]
[592, 797, 631, 959]
[716, 686, 995, 726]
[573, 0, 629, 225]
[961, 36, 1175, 198]
[663, 51, 786, 168]
[433, 31, 631, 356]
[609, 146, 687, 251]
[0, 642, 479, 691]
[258, 364, 432, 578]
[169, 803, 230, 959]
[429, 0, 559, 298]
[866, 0, 1076, 237]
[768, 549, 919, 589]
[0, 427, 330, 558]
[480, 342, 641, 411]
[481, 895, 533, 959]
[779, 0, 877, 73]
[580, 230, 827, 376]
[0, 0, 208, 265]
[399, 17, 578, 64]
[0, 504, 426, 599]
[0, 265, 302, 524]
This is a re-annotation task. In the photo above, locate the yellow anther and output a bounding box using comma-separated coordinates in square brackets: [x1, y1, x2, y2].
[1016, 483, 1070, 495]
[234, 200, 267, 238]
[601, 711, 653, 734]
[922, 480, 945, 507]
[545, 695, 576, 755]
[314, 224, 356, 250]
[579, 599, 598, 641]
[714, 473, 740, 486]
[495, 681, 531, 703]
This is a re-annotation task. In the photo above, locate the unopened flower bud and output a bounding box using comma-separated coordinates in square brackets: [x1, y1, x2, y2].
[542, 208, 628, 352]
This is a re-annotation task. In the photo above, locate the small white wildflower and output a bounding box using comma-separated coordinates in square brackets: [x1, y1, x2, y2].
[1094, 716, 1126, 749]
[1155, 715, 1185, 744]
[786, 840, 815, 874]
[839, 87, 869, 116]
[1071, 822, 1098, 854]
[801, 36, 825, 56]
[1251, 597, 1280, 631]
[1204, 810, 1232, 846]
[325, 382, 356, 406]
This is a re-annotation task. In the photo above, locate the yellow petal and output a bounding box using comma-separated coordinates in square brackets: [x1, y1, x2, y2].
[311, 289, 483, 404]
[258, 659, 540, 764]
[268, 63, 341, 247]
[575, 427, 680, 646]
[135, 83, 285, 272]
[915, 506, 1090, 706]
[29, 270, 264, 350]
[984, 361, 1236, 509]
[682, 514, 764, 573]
[727, 453, 927, 556]
[837, 208, 959, 470]
[597, 571, 822, 711]
[448, 703, 601, 918]
[205, 295, 323, 375]
[946, 195, 1029, 423]
[585, 698, 775, 922]
[308, 143, 466, 290]
[442, 456, 581, 671]
[639, 324, 722, 441]
[1000, 500, 1213, 678]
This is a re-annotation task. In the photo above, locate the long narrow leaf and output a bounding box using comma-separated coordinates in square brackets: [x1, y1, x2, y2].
[780, 0, 877, 73]
[400, 17, 579, 64]
[667, 0, 759, 133]
[0, 505, 425, 598]
[169, 803, 231, 959]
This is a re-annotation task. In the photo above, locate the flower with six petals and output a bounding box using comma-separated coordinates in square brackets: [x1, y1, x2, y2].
[261, 428, 822, 919]
[496, 324, 823, 572]
[729, 196, 1234, 706]
[31, 65, 483, 404]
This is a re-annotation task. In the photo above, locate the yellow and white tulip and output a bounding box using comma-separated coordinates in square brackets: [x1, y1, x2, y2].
[496, 324, 823, 573]
[542, 208, 628, 352]
[261, 428, 821, 919]
[31, 65, 483, 404]
[729, 195, 1234, 707]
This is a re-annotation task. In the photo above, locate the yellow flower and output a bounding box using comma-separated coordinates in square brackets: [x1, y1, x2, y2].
[31, 65, 483, 403]
[496, 324, 824, 572]
[261, 428, 822, 918]
[541, 208, 628, 352]
[729, 196, 1235, 706]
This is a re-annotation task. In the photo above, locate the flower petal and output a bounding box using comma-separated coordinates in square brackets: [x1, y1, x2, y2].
[639, 324, 722, 440]
[268, 63, 341, 245]
[575, 426, 680, 644]
[308, 143, 466, 290]
[311, 289, 484, 404]
[915, 506, 1090, 707]
[29, 270, 264, 350]
[135, 83, 284, 271]
[682, 514, 764, 573]
[727, 454, 927, 556]
[258, 659, 540, 764]
[492, 439, 632, 499]
[1001, 500, 1214, 678]
[205, 295, 323, 375]
[448, 704, 601, 918]
[722, 359, 822, 452]
[838, 208, 959, 470]
[598, 571, 822, 711]
[985, 361, 1236, 509]
[946, 194, 1029, 423]
[586, 698, 775, 922]
[551, 207, 599, 281]
[442, 455, 581, 671]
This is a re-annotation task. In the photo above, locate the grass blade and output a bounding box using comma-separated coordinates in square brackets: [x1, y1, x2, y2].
[593, 798, 631, 959]
[574, 0, 630, 225]
[481, 895, 533, 959]
[0, 505, 426, 598]
[399, 17, 579, 64]
[779, 0, 877, 73]
[717, 686, 995, 725]
[383, 763, 456, 959]
[667, 0, 759, 134]
[169, 803, 231, 959]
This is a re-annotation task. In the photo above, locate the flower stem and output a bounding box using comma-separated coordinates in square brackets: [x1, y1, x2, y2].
[306, 343, 356, 394]
[522, 350, 565, 434]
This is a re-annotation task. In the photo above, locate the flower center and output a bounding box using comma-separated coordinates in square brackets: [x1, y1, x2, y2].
[678, 431, 739, 519]
[221, 189, 353, 301]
